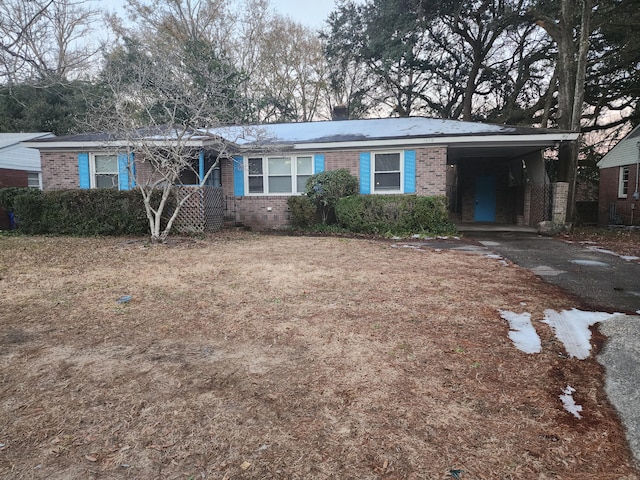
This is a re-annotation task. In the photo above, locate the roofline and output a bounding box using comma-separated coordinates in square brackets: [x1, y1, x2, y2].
[245, 132, 580, 152]
[21, 138, 223, 150]
[24, 132, 579, 152]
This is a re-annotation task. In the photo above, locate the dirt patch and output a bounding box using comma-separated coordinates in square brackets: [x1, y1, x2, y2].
[0, 233, 637, 479]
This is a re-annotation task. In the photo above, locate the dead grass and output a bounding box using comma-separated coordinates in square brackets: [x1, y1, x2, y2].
[0, 232, 637, 479]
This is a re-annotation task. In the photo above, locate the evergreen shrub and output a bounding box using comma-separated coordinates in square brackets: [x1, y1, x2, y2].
[305, 169, 359, 223]
[287, 195, 318, 228]
[335, 195, 455, 235]
[12, 189, 173, 236]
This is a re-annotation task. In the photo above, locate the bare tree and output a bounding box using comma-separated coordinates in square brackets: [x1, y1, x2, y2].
[94, 30, 249, 243]
[0, 0, 103, 83]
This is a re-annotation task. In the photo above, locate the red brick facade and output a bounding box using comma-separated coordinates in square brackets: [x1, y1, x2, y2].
[0, 168, 29, 230]
[0, 168, 29, 188]
[599, 165, 640, 226]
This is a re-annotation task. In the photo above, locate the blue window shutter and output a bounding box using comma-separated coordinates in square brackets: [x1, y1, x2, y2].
[359, 152, 371, 194]
[233, 155, 244, 196]
[404, 150, 416, 194]
[118, 153, 131, 191]
[129, 153, 136, 187]
[199, 149, 205, 182]
[313, 154, 325, 173]
[78, 153, 90, 189]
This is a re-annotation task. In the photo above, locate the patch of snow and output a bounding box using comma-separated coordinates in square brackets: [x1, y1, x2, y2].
[479, 241, 500, 246]
[530, 265, 566, 276]
[585, 245, 640, 262]
[499, 310, 542, 354]
[637, 310, 640, 315]
[569, 259, 610, 267]
[485, 253, 509, 266]
[559, 385, 583, 418]
[542, 309, 623, 359]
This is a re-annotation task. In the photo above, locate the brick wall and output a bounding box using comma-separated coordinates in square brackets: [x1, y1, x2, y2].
[220, 146, 449, 229]
[599, 165, 640, 226]
[415, 146, 447, 195]
[41, 152, 79, 190]
[0, 169, 29, 229]
[0, 168, 28, 188]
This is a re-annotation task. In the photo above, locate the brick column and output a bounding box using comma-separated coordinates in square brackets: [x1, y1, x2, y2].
[552, 182, 569, 224]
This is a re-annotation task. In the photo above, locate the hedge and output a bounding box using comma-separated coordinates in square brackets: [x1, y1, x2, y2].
[10, 188, 172, 236]
[335, 194, 455, 235]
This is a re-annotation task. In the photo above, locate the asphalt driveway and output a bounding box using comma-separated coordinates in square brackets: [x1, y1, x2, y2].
[467, 231, 640, 314]
[463, 231, 640, 467]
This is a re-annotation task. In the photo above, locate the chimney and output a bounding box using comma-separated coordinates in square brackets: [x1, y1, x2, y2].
[331, 104, 349, 121]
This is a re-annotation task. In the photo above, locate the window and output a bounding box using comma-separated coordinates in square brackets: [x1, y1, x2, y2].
[619, 166, 629, 198]
[27, 172, 40, 189]
[246, 155, 313, 195]
[92, 154, 118, 189]
[373, 152, 402, 192]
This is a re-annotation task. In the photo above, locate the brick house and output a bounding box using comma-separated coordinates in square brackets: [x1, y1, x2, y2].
[25, 118, 578, 230]
[0, 132, 51, 229]
[597, 125, 640, 226]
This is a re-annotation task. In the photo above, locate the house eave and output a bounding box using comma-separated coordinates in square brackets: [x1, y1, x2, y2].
[243, 132, 580, 152]
[21, 139, 225, 150]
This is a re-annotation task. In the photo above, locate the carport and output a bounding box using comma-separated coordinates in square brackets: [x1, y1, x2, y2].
[446, 135, 578, 228]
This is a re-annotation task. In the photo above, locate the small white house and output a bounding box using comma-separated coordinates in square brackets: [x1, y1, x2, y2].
[0, 132, 52, 189]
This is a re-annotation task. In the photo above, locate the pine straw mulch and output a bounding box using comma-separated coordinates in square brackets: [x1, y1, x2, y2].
[559, 227, 640, 259]
[0, 232, 637, 480]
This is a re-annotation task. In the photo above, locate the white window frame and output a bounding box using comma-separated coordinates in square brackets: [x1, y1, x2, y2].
[371, 151, 404, 194]
[89, 153, 119, 189]
[618, 166, 629, 198]
[245, 155, 314, 195]
[27, 171, 41, 189]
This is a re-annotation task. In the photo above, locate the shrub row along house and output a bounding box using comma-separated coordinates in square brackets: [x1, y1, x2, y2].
[24, 117, 579, 231]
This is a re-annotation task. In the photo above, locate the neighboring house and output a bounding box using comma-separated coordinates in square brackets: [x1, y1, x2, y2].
[597, 125, 640, 226]
[25, 118, 578, 231]
[0, 132, 52, 229]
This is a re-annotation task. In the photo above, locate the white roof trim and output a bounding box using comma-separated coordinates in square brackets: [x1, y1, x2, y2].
[251, 132, 580, 152]
[21, 139, 215, 150]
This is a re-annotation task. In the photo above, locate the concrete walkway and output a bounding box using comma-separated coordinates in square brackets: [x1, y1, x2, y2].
[462, 231, 640, 467]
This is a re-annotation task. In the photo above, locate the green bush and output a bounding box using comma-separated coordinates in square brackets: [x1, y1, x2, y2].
[12, 189, 173, 236]
[287, 195, 318, 228]
[305, 169, 359, 223]
[0, 187, 41, 211]
[335, 195, 456, 235]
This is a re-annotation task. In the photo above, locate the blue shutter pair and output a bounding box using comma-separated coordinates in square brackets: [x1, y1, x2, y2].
[359, 150, 416, 194]
[78, 153, 135, 190]
[232, 154, 326, 196]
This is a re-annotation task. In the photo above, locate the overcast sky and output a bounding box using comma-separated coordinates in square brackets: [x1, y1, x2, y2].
[97, 0, 341, 29]
[269, 0, 337, 28]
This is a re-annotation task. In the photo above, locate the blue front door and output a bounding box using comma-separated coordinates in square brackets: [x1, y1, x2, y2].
[474, 175, 496, 222]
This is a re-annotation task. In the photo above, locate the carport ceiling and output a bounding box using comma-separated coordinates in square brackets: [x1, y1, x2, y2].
[447, 144, 554, 163]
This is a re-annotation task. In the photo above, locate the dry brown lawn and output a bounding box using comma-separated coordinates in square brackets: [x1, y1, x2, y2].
[0, 232, 637, 479]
